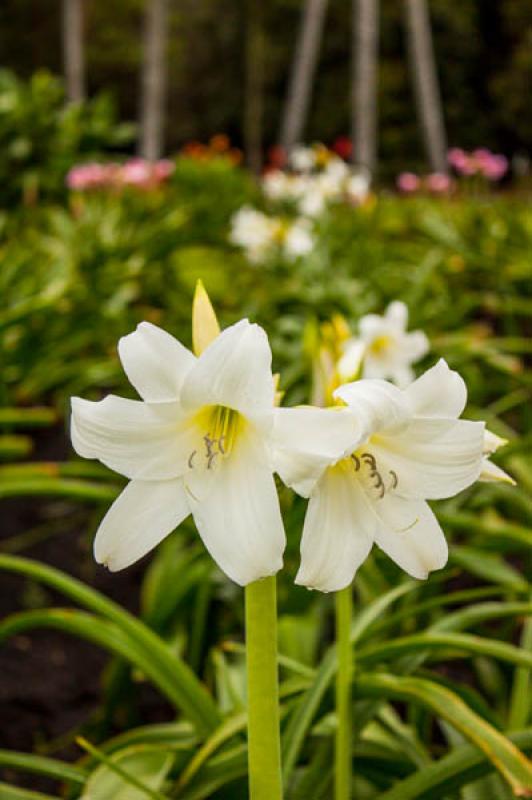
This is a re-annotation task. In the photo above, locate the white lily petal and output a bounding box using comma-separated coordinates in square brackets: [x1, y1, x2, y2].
[484, 429, 508, 455]
[295, 464, 376, 592]
[118, 321, 196, 402]
[388, 363, 415, 389]
[385, 300, 408, 330]
[71, 395, 197, 480]
[479, 458, 516, 485]
[371, 417, 484, 500]
[186, 428, 285, 585]
[359, 314, 387, 341]
[272, 406, 363, 497]
[337, 339, 365, 382]
[180, 319, 274, 423]
[401, 330, 430, 361]
[404, 359, 467, 419]
[94, 478, 190, 571]
[372, 495, 448, 579]
[334, 379, 411, 436]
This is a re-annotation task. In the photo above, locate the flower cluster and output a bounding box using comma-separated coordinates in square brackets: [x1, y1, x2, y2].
[396, 172, 453, 195]
[66, 158, 175, 191]
[71, 286, 513, 594]
[263, 143, 370, 218]
[448, 148, 508, 181]
[229, 206, 315, 264]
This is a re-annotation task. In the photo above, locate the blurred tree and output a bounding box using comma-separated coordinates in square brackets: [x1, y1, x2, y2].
[0, 0, 530, 167]
[404, 0, 447, 173]
[351, 0, 379, 174]
[139, 0, 168, 159]
[279, 0, 329, 153]
[244, 0, 264, 172]
[62, 0, 85, 102]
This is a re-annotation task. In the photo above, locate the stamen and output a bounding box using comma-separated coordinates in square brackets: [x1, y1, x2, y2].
[351, 450, 395, 500]
[361, 452, 377, 469]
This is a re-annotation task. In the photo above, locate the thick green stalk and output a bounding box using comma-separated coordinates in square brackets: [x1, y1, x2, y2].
[335, 586, 353, 800]
[245, 576, 283, 800]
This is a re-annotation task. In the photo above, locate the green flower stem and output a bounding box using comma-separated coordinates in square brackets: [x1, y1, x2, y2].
[245, 576, 283, 800]
[335, 586, 353, 800]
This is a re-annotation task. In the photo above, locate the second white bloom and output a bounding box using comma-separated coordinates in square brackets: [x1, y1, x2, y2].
[274, 360, 485, 592]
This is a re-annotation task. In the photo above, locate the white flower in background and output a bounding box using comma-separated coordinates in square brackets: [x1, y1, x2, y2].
[230, 206, 279, 264]
[283, 218, 315, 260]
[262, 170, 294, 201]
[274, 360, 485, 592]
[298, 183, 327, 218]
[480, 430, 515, 484]
[71, 319, 287, 586]
[346, 171, 370, 204]
[340, 301, 429, 387]
[323, 156, 350, 184]
[290, 145, 316, 173]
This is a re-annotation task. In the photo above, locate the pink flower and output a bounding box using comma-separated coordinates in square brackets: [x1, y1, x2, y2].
[480, 154, 508, 181]
[120, 158, 153, 186]
[153, 159, 175, 181]
[396, 172, 420, 193]
[426, 172, 452, 193]
[66, 163, 115, 190]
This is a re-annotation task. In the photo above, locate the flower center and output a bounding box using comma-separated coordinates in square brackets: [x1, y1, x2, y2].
[349, 448, 398, 499]
[370, 334, 393, 355]
[188, 405, 243, 471]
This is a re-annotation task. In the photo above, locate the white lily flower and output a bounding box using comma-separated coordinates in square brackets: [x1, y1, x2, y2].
[283, 218, 315, 259]
[342, 301, 429, 387]
[346, 171, 370, 203]
[298, 185, 327, 218]
[274, 360, 484, 592]
[229, 206, 279, 264]
[290, 145, 316, 173]
[71, 319, 286, 585]
[480, 430, 515, 484]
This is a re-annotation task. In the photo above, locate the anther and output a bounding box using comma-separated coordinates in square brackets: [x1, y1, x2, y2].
[351, 454, 361, 471]
[389, 470, 398, 490]
[361, 452, 377, 468]
[204, 434, 215, 457]
[188, 450, 197, 469]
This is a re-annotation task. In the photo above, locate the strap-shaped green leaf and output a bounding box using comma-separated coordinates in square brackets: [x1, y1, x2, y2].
[356, 673, 532, 796]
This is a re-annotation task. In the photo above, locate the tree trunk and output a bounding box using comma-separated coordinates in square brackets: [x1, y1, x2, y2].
[62, 0, 85, 103]
[279, 0, 329, 154]
[351, 0, 379, 176]
[139, 0, 168, 161]
[244, 0, 265, 173]
[404, 0, 448, 173]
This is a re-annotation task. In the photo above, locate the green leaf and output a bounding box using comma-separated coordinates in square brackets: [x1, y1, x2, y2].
[450, 546, 528, 592]
[377, 730, 532, 800]
[356, 674, 532, 796]
[0, 784, 59, 800]
[358, 632, 532, 670]
[281, 582, 417, 784]
[0, 555, 220, 735]
[80, 743, 173, 800]
[0, 750, 86, 785]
